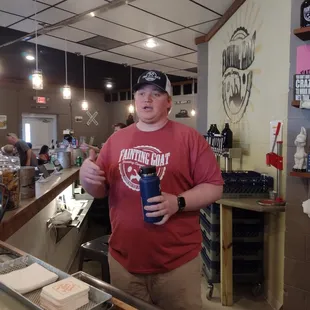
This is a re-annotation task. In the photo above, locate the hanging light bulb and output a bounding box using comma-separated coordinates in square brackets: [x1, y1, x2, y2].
[81, 100, 88, 111]
[32, 69, 43, 90]
[62, 39, 71, 100]
[128, 104, 134, 113]
[62, 85, 72, 100]
[81, 55, 88, 110]
[32, 0, 43, 90]
[190, 108, 196, 116]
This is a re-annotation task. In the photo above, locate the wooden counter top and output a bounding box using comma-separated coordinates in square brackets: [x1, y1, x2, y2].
[0, 168, 80, 241]
[217, 197, 286, 212]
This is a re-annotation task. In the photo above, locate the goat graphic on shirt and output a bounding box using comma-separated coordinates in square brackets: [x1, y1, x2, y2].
[118, 145, 171, 191]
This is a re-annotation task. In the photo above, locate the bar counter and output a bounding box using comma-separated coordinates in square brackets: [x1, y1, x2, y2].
[0, 168, 80, 241]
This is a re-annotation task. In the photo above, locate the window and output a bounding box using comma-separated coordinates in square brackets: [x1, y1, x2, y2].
[25, 123, 31, 143]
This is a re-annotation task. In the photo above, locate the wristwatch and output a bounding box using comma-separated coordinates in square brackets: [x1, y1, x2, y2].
[177, 196, 186, 213]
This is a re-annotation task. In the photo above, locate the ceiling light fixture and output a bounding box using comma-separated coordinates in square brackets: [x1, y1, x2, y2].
[26, 55, 35, 61]
[128, 104, 134, 114]
[106, 82, 112, 89]
[62, 38, 72, 100]
[81, 55, 88, 111]
[145, 38, 157, 49]
[31, 0, 43, 90]
[90, 12, 95, 17]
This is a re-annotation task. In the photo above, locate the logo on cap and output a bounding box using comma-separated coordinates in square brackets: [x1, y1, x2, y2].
[142, 71, 161, 82]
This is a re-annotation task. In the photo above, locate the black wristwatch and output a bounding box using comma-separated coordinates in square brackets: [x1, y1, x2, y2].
[177, 196, 186, 212]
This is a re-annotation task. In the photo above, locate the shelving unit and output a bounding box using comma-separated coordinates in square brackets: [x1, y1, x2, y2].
[290, 171, 310, 178]
[294, 26, 310, 41]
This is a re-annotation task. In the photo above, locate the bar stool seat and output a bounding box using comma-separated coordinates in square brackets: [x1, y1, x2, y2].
[78, 235, 110, 283]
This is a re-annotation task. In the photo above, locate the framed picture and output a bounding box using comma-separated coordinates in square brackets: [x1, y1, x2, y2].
[0, 115, 7, 129]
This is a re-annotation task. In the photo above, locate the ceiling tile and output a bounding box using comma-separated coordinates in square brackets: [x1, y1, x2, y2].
[156, 58, 194, 70]
[176, 53, 197, 64]
[48, 26, 95, 42]
[109, 45, 165, 62]
[132, 0, 219, 27]
[0, 12, 23, 27]
[190, 20, 218, 34]
[72, 18, 149, 43]
[35, 7, 74, 24]
[159, 28, 200, 51]
[168, 70, 198, 78]
[57, 0, 109, 14]
[10, 19, 44, 33]
[192, 0, 234, 15]
[29, 35, 100, 55]
[79, 36, 126, 50]
[89, 51, 142, 65]
[0, 0, 48, 17]
[98, 5, 182, 36]
[38, 0, 63, 5]
[134, 63, 174, 73]
[132, 38, 193, 57]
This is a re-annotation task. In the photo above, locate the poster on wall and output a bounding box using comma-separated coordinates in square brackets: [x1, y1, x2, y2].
[175, 109, 190, 118]
[221, 26, 256, 124]
[0, 115, 7, 129]
[296, 45, 310, 74]
[75, 116, 83, 123]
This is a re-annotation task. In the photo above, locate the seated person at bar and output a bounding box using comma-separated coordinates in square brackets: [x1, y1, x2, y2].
[38, 145, 50, 164]
[0, 144, 16, 156]
[113, 122, 126, 132]
[6, 133, 38, 167]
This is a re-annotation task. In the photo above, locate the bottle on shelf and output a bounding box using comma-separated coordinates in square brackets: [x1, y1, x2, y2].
[222, 122, 233, 149]
[213, 124, 220, 134]
[301, 0, 310, 28]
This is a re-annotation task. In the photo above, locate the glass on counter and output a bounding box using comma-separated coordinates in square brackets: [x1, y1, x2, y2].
[0, 155, 21, 210]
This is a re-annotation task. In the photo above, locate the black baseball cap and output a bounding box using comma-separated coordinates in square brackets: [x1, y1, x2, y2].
[133, 70, 172, 96]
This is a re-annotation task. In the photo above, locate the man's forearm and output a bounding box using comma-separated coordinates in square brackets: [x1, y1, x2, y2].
[80, 179, 107, 198]
[26, 150, 31, 166]
[181, 183, 223, 212]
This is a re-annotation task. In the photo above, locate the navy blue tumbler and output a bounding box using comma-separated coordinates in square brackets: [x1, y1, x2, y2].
[139, 165, 163, 224]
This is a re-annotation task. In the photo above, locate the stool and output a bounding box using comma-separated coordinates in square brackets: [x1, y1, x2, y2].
[78, 235, 110, 283]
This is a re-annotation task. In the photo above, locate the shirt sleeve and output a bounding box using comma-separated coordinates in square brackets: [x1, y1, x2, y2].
[18, 141, 30, 152]
[190, 131, 224, 186]
[96, 139, 111, 186]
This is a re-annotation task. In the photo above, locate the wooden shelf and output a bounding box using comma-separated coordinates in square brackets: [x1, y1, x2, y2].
[294, 26, 310, 41]
[290, 171, 310, 178]
[292, 100, 300, 108]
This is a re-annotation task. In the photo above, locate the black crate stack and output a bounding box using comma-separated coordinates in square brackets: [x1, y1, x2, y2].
[200, 203, 264, 286]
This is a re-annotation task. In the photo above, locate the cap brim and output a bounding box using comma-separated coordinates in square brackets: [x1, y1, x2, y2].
[132, 82, 167, 94]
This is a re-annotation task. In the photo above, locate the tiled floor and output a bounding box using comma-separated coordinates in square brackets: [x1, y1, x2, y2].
[71, 222, 273, 310]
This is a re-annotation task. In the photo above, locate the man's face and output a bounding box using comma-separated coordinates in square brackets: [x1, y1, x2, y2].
[134, 84, 171, 124]
[6, 136, 15, 145]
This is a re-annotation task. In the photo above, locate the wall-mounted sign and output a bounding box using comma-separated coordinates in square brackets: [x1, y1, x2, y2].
[174, 100, 191, 105]
[86, 111, 99, 126]
[33, 96, 50, 104]
[175, 109, 190, 118]
[75, 116, 83, 123]
[0, 115, 7, 129]
[297, 45, 310, 74]
[294, 74, 310, 101]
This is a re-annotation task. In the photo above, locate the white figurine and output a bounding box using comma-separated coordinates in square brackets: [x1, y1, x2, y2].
[293, 127, 307, 171]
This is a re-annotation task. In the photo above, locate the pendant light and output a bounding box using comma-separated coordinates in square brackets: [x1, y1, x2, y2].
[32, 0, 43, 90]
[62, 38, 71, 100]
[81, 55, 88, 111]
[128, 65, 134, 113]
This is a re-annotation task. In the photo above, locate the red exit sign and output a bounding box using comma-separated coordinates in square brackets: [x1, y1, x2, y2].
[36, 96, 46, 104]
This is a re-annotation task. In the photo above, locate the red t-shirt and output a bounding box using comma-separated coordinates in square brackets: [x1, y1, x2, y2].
[96, 120, 223, 273]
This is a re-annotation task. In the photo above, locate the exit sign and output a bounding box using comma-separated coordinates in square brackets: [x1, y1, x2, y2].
[36, 96, 46, 104]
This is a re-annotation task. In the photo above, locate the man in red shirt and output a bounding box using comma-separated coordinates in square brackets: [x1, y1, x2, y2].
[80, 70, 223, 310]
